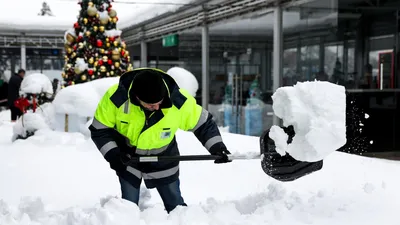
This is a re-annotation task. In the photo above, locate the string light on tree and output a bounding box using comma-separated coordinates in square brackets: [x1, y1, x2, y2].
[62, 0, 134, 88]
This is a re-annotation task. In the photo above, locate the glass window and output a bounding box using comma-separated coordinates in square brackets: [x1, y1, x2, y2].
[324, 44, 343, 83]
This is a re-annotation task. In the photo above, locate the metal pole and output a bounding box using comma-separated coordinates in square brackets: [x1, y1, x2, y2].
[140, 41, 148, 67]
[201, 24, 210, 110]
[20, 34, 26, 70]
[272, 5, 283, 126]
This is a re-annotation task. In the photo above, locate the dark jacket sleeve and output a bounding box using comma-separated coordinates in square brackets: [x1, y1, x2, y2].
[88, 117, 121, 163]
[88, 88, 121, 163]
[192, 111, 227, 154]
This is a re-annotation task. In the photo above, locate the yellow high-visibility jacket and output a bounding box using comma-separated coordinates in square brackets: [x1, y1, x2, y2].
[89, 68, 226, 189]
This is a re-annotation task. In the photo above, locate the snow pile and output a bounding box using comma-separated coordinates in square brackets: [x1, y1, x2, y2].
[19, 73, 53, 96]
[12, 103, 56, 141]
[269, 81, 346, 162]
[0, 113, 400, 224]
[167, 67, 199, 97]
[52, 77, 119, 117]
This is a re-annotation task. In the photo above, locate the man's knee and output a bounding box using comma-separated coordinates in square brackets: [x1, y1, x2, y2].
[156, 179, 186, 213]
[119, 177, 140, 205]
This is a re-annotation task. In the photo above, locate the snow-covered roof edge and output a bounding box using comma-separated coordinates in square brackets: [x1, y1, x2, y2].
[0, 0, 202, 35]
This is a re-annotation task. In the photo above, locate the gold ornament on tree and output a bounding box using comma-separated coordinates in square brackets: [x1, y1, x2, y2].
[123, 50, 129, 57]
[87, 5, 97, 17]
[74, 65, 82, 74]
[66, 33, 75, 43]
[100, 16, 109, 25]
[111, 49, 120, 60]
[108, 9, 117, 17]
[100, 65, 107, 72]
[81, 75, 87, 81]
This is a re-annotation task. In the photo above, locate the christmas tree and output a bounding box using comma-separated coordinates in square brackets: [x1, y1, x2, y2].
[62, 0, 133, 87]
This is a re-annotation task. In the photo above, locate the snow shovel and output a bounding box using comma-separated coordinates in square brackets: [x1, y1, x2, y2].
[123, 125, 323, 182]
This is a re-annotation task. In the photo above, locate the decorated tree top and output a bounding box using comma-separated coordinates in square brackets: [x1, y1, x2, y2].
[62, 0, 133, 88]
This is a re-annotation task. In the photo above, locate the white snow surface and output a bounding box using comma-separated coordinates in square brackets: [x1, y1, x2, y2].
[166, 67, 199, 97]
[52, 77, 120, 117]
[12, 103, 56, 141]
[52, 67, 199, 117]
[19, 73, 53, 96]
[0, 108, 400, 224]
[0, 0, 196, 31]
[269, 81, 347, 162]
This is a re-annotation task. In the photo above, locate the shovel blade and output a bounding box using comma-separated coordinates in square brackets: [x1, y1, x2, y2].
[259, 126, 323, 182]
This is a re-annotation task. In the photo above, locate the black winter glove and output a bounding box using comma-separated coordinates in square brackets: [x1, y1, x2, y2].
[106, 151, 127, 174]
[210, 147, 232, 164]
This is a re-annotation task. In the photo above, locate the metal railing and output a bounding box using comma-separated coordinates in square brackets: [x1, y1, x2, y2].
[0, 35, 64, 48]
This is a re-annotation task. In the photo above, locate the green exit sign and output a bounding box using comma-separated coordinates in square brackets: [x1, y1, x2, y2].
[162, 34, 179, 47]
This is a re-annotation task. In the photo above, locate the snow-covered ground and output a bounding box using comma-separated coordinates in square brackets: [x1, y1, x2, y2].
[0, 72, 399, 224]
[1, 109, 400, 224]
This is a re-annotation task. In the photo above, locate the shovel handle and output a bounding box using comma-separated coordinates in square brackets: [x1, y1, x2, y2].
[124, 154, 261, 163]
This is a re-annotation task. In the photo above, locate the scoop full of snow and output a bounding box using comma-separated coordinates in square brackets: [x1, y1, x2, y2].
[269, 81, 346, 162]
[52, 77, 119, 117]
[166, 67, 199, 97]
[19, 73, 53, 97]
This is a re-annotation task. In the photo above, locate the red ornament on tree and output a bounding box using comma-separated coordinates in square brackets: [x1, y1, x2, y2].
[96, 40, 103, 47]
[88, 69, 94, 75]
[108, 59, 112, 65]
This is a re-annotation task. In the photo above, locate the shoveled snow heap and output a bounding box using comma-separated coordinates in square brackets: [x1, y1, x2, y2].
[269, 81, 347, 162]
[19, 73, 53, 96]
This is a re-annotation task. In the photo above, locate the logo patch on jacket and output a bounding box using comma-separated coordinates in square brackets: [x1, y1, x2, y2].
[160, 130, 171, 139]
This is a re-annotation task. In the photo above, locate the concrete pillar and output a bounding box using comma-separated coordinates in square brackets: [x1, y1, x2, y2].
[202, 25, 210, 110]
[319, 36, 325, 73]
[140, 41, 147, 67]
[20, 35, 26, 70]
[260, 47, 268, 91]
[272, 5, 283, 126]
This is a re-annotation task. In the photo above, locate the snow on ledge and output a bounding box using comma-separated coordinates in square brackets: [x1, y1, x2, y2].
[52, 77, 120, 117]
[20, 73, 53, 96]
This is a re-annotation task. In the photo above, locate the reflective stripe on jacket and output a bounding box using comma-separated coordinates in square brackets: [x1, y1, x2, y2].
[89, 68, 226, 189]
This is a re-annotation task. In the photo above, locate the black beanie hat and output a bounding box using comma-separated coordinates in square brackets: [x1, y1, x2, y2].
[131, 69, 167, 104]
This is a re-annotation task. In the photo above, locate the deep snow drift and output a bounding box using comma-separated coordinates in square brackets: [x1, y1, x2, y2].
[0, 76, 399, 224]
[0, 113, 400, 224]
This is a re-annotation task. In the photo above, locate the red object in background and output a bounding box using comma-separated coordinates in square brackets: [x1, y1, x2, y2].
[377, 51, 394, 89]
[14, 95, 38, 114]
[14, 97, 30, 114]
